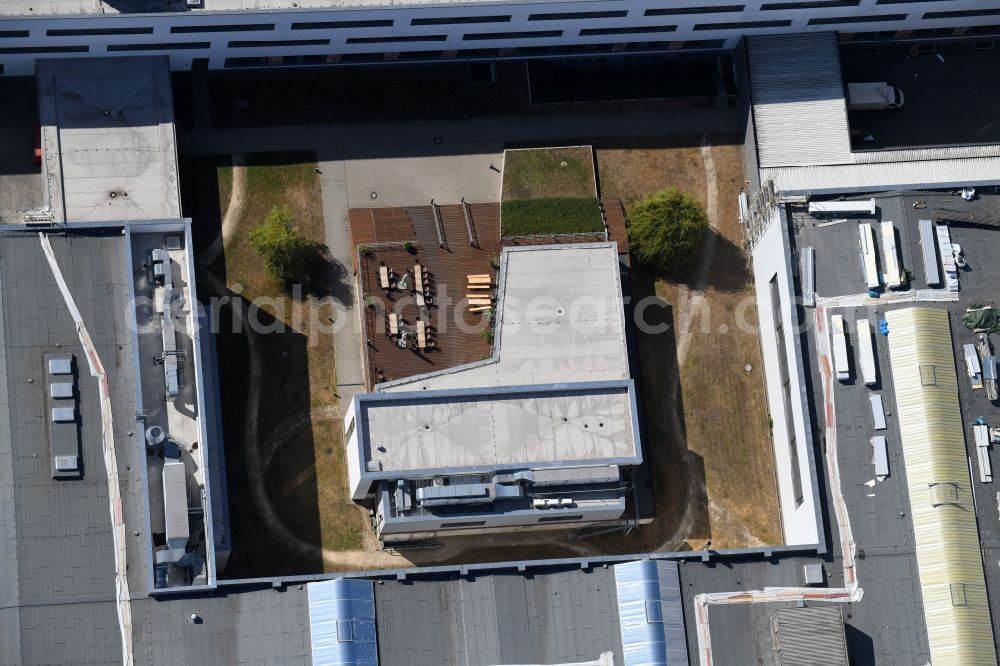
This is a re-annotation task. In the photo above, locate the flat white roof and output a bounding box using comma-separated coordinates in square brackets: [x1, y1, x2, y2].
[384, 243, 629, 392]
[37, 57, 181, 223]
[364, 384, 636, 473]
[358, 242, 637, 477]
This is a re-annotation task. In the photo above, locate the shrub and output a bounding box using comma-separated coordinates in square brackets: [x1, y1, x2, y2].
[403, 241, 416, 254]
[250, 206, 312, 285]
[627, 188, 709, 273]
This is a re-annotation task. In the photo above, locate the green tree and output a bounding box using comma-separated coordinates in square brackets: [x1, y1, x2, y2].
[249, 206, 312, 285]
[627, 188, 709, 273]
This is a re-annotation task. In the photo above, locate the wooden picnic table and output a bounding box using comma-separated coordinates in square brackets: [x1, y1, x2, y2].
[468, 283, 492, 290]
[467, 275, 492, 285]
[379, 266, 390, 289]
[415, 268, 424, 293]
[388, 312, 399, 336]
[415, 292, 426, 307]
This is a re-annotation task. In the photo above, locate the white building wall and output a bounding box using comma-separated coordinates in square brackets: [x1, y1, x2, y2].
[0, 0, 995, 74]
[344, 398, 366, 500]
[751, 208, 821, 547]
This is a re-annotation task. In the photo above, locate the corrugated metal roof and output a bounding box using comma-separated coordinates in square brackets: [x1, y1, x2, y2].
[884, 307, 996, 666]
[852, 142, 1000, 164]
[308, 579, 379, 666]
[746, 32, 1000, 192]
[771, 606, 848, 666]
[613, 560, 689, 666]
[372, 569, 624, 665]
[761, 157, 1000, 196]
[747, 33, 854, 169]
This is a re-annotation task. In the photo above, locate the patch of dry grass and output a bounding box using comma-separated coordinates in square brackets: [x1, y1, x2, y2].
[593, 137, 782, 550]
[595, 137, 707, 208]
[219, 155, 368, 556]
[678, 142, 781, 548]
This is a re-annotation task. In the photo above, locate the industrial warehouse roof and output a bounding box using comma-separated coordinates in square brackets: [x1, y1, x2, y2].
[746, 33, 1000, 194]
[323, 561, 687, 666]
[0, 231, 139, 665]
[747, 32, 853, 169]
[36, 57, 181, 223]
[0, 227, 317, 665]
[381, 243, 629, 392]
[760, 157, 1000, 196]
[884, 307, 996, 666]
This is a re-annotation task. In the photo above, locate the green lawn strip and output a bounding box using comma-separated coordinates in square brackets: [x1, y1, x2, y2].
[501, 147, 596, 201]
[501, 197, 605, 236]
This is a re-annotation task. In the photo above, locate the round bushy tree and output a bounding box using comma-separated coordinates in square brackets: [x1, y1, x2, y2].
[249, 205, 312, 285]
[627, 188, 709, 273]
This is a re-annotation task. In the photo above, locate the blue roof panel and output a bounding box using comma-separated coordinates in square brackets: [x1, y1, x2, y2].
[614, 560, 688, 666]
[308, 579, 379, 666]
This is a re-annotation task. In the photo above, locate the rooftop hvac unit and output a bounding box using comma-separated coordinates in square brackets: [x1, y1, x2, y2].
[803, 563, 824, 585]
[163, 461, 191, 553]
[22, 207, 54, 225]
[48, 357, 72, 375]
[50, 382, 73, 399]
[146, 425, 167, 446]
[53, 455, 79, 473]
[416, 482, 493, 506]
[51, 407, 75, 423]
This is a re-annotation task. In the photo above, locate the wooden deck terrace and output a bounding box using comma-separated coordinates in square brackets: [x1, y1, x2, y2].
[349, 203, 501, 389]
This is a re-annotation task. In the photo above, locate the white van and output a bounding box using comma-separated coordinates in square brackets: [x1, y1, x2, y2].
[847, 82, 905, 111]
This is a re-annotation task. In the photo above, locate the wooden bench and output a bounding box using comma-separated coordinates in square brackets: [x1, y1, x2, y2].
[416, 320, 427, 349]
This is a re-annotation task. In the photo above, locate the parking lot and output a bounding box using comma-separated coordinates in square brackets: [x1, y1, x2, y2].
[841, 42, 1000, 150]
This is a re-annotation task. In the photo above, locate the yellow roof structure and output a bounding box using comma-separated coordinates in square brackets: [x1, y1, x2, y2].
[885, 307, 996, 666]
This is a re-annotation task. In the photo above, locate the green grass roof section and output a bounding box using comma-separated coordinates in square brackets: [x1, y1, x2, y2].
[502, 146, 597, 201]
[500, 198, 605, 236]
